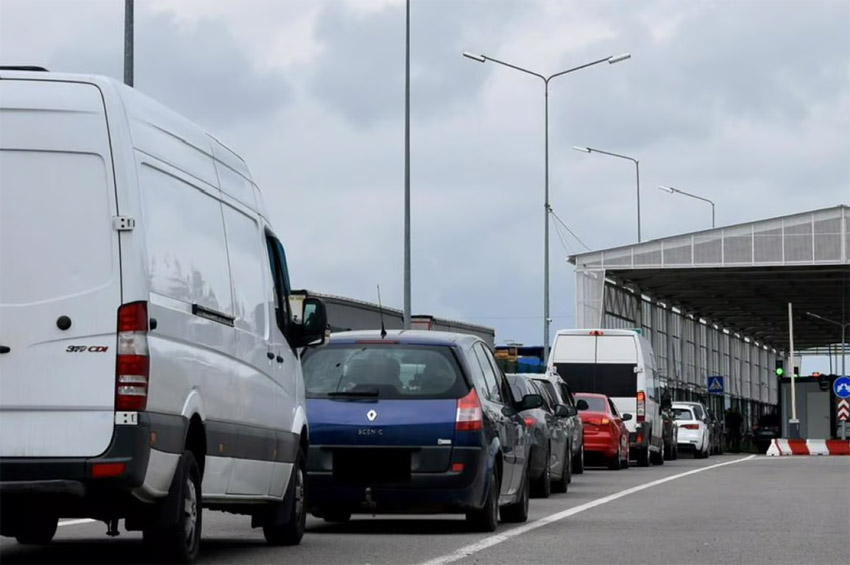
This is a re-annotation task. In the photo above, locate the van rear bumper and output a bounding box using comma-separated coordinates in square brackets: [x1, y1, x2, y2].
[0, 412, 185, 499]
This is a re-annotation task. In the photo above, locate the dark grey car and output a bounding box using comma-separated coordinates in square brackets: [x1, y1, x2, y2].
[507, 375, 575, 498]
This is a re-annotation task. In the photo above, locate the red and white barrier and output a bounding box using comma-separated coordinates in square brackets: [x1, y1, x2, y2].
[766, 439, 850, 456]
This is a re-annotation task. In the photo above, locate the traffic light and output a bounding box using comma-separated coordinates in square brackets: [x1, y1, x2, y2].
[775, 359, 785, 376]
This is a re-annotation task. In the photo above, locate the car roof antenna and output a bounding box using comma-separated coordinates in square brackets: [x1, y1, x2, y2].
[377, 284, 387, 339]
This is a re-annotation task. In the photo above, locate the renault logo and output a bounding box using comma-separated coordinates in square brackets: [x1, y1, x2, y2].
[366, 409, 377, 422]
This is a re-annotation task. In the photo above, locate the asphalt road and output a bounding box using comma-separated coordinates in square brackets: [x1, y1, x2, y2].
[2, 454, 848, 565]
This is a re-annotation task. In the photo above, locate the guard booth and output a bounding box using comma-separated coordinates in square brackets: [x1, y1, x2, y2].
[779, 374, 845, 439]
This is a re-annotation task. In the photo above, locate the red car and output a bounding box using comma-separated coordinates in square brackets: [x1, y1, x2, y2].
[575, 393, 631, 470]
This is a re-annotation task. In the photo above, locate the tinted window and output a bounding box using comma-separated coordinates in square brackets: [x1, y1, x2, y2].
[555, 363, 638, 398]
[692, 405, 705, 420]
[534, 380, 561, 409]
[673, 408, 694, 420]
[507, 375, 530, 401]
[575, 395, 608, 413]
[528, 380, 553, 410]
[265, 235, 292, 335]
[223, 205, 267, 337]
[302, 344, 467, 400]
[473, 344, 503, 402]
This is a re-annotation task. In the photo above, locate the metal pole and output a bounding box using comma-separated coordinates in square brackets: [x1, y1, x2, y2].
[788, 302, 800, 439]
[123, 0, 134, 87]
[842, 290, 847, 439]
[635, 160, 641, 242]
[543, 80, 550, 362]
[403, 0, 411, 329]
[711, 203, 716, 229]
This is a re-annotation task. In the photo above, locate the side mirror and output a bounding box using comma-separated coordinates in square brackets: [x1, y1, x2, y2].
[293, 296, 328, 348]
[556, 405, 577, 418]
[518, 393, 544, 411]
[622, 413, 633, 422]
[576, 399, 589, 411]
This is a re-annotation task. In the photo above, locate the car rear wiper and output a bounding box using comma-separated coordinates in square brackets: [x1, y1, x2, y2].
[328, 390, 379, 397]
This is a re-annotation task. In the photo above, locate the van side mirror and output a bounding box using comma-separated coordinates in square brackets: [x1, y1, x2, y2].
[556, 405, 576, 418]
[292, 296, 328, 348]
[622, 413, 633, 422]
[576, 399, 589, 411]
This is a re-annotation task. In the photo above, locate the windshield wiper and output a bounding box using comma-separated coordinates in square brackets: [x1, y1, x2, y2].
[327, 389, 379, 398]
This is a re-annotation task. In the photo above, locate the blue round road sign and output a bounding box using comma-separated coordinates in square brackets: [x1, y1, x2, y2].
[834, 376, 850, 399]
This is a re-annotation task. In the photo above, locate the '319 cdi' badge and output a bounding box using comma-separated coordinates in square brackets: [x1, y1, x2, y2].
[366, 409, 377, 422]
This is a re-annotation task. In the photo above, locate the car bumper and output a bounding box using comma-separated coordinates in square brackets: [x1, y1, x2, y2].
[677, 430, 705, 450]
[583, 433, 619, 458]
[306, 446, 488, 515]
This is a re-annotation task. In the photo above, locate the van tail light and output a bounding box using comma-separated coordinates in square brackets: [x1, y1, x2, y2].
[682, 423, 700, 430]
[636, 391, 646, 423]
[116, 301, 149, 411]
[456, 389, 483, 431]
[524, 417, 536, 428]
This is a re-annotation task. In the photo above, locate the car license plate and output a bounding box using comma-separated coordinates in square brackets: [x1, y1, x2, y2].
[333, 448, 411, 484]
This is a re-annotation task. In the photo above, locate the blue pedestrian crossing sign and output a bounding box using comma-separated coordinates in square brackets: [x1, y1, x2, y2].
[707, 376, 725, 395]
[834, 376, 850, 399]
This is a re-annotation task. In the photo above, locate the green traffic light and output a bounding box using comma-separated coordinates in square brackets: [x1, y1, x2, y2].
[775, 367, 785, 376]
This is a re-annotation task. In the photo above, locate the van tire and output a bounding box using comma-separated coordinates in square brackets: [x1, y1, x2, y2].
[636, 446, 650, 467]
[263, 448, 306, 546]
[14, 516, 58, 545]
[651, 444, 665, 466]
[467, 466, 499, 532]
[144, 450, 202, 564]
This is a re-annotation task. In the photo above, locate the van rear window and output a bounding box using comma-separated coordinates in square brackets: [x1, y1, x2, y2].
[554, 363, 637, 398]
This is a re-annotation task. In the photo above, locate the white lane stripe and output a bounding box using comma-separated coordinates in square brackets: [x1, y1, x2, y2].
[420, 455, 756, 565]
[58, 519, 95, 527]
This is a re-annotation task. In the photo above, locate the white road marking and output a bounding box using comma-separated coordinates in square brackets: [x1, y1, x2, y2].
[58, 519, 95, 527]
[420, 455, 756, 565]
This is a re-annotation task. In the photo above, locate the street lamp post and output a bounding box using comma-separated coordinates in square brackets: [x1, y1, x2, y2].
[658, 185, 716, 229]
[572, 146, 641, 242]
[463, 51, 631, 360]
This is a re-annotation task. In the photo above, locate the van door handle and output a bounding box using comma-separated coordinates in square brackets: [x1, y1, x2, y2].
[267, 352, 275, 360]
[276, 355, 284, 364]
[0, 345, 10, 354]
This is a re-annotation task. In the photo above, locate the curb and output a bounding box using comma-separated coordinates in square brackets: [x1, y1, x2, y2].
[766, 439, 850, 456]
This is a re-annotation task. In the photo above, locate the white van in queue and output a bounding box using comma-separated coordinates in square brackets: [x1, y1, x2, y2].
[0, 67, 328, 563]
[546, 329, 665, 467]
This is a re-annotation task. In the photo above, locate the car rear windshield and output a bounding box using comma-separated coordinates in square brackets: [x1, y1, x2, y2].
[555, 363, 637, 397]
[575, 395, 608, 412]
[673, 408, 694, 420]
[302, 343, 468, 399]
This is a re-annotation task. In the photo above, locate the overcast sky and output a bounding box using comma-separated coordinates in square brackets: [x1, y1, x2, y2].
[1, 0, 848, 351]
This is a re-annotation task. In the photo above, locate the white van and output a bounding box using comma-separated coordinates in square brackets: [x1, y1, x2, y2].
[546, 329, 665, 467]
[0, 68, 328, 563]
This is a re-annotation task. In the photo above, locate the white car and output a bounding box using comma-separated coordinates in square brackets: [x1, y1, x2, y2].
[671, 403, 711, 459]
[0, 68, 327, 563]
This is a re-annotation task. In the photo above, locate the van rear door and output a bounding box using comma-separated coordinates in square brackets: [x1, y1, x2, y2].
[0, 78, 121, 457]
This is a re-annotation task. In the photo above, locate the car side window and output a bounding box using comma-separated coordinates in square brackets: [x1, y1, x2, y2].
[464, 346, 490, 394]
[539, 381, 560, 409]
[472, 344, 503, 403]
[608, 399, 620, 417]
[484, 348, 515, 403]
[530, 381, 552, 410]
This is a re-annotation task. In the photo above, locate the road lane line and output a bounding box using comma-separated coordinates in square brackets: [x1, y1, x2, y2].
[58, 519, 95, 527]
[420, 455, 756, 565]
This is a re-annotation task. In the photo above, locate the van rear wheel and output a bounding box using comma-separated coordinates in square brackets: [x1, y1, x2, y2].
[14, 515, 58, 545]
[144, 450, 202, 564]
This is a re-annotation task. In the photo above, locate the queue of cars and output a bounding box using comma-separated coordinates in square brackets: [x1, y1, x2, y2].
[0, 69, 724, 564]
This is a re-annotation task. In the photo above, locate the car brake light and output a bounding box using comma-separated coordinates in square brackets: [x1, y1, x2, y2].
[116, 302, 149, 411]
[682, 423, 700, 430]
[636, 391, 646, 423]
[586, 416, 611, 426]
[456, 389, 483, 431]
[590, 330, 604, 336]
[524, 417, 536, 428]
